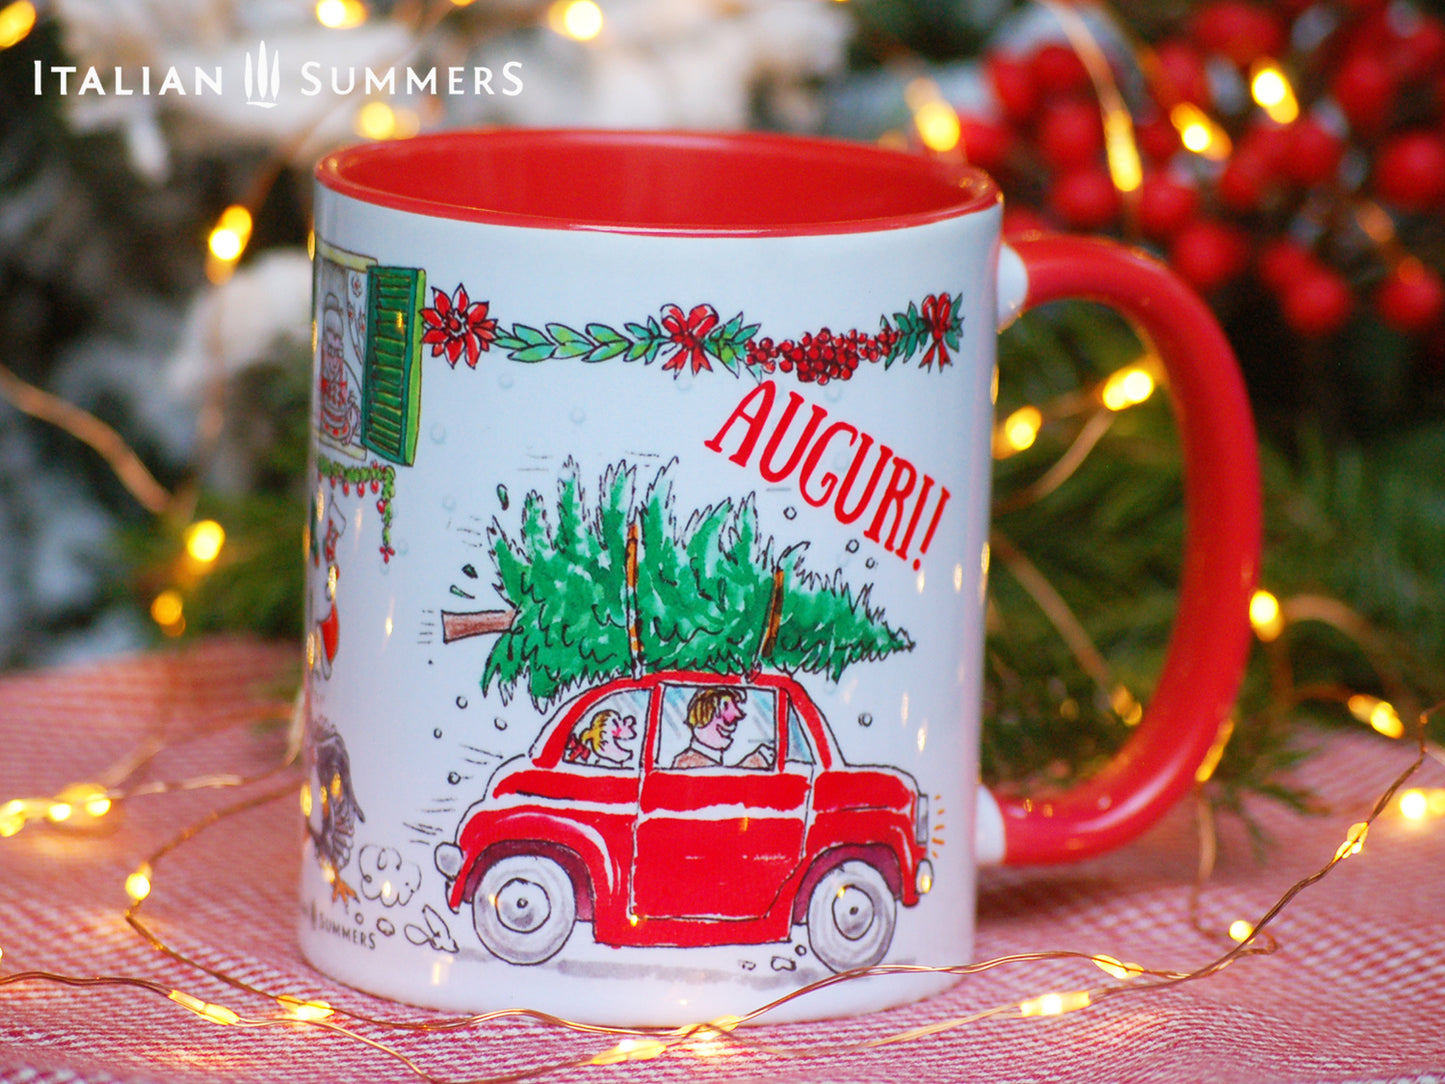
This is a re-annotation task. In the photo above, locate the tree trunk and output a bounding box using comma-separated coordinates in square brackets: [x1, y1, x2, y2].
[441, 608, 517, 644]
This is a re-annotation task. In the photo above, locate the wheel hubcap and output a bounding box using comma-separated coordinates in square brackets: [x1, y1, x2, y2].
[495, 877, 551, 933]
[832, 884, 875, 941]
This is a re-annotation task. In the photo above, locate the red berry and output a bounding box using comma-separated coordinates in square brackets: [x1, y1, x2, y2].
[1394, 16, 1445, 82]
[1002, 204, 1050, 238]
[1284, 118, 1345, 186]
[1218, 152, 1273, 211]
[1037, 99, 1104, 171]
[1137, 173, 1199, 240]
[1192, 2, 1285, 67]
[1153, 39, 1211, 106]
[1332, 52, 1396, 134]
[987, 53, 1037, 124]
[1136, 111, 1182, 162]
[1170, 219, 1250, 294]
[1257, 239, 1316, 293]
[1029, 42, 1091, 99]
[957, 100, 1016, 160]
[1376, 262, 1445, 332]
[1373, 131, 1445, 210]
[1048, 168, 1121, 231]
[1281, 268, 1354, 337]
[1238, 122, 1293, 173]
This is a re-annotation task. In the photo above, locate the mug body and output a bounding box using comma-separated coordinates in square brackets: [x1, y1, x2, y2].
[301, 130, 1001, 1024]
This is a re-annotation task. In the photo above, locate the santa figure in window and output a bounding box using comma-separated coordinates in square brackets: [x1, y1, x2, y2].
[318, 293, 362, 447]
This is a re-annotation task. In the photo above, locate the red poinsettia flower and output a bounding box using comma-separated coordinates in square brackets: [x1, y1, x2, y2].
[421, 284, 499, 368]
[659, 303, 720, 375]
[919, 293, 955, 370]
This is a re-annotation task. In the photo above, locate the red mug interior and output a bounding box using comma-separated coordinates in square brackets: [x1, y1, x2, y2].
[316, 129, 999, 235]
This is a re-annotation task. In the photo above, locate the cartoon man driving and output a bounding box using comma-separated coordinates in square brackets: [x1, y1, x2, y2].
[564, 708, 638, 768]
[671, 688, 774, 770]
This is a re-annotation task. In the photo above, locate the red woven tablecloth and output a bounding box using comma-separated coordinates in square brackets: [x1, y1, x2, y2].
[2, 639, 1442, 1083]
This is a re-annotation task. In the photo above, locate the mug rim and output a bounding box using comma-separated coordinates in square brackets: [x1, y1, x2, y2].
[315, 128, 1000, 237]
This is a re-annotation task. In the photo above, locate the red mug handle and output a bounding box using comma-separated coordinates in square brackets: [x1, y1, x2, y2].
[980, 235, 1262, 866]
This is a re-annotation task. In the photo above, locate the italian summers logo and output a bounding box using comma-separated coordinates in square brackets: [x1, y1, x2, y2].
[33, 41, 523, 102]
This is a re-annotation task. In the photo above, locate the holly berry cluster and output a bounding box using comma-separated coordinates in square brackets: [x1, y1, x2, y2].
[960, 0, 1445, 340]
[744, 325, 903, 384]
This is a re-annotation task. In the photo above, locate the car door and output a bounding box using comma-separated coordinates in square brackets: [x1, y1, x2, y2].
[629, 680, 809, 923]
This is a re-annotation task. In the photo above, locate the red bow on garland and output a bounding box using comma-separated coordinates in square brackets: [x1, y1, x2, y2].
[660, 303, 720, 375]
[920, 293, 955, 370]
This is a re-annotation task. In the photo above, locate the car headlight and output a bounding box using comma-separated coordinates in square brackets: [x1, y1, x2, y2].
[914, 791, 929, 847]
[916, 859, 934, 895]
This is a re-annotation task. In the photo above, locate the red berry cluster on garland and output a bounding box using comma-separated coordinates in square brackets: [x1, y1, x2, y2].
[958, 0, 1445, 341]
[745, 325, 903, 385]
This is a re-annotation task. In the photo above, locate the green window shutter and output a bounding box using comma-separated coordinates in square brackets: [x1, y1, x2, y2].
[362, 266, 425, 466]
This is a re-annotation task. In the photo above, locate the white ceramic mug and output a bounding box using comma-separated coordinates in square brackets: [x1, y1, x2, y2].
[301, 129, 1260, 1025]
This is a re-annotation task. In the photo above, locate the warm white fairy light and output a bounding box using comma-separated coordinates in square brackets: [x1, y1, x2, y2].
[315, 0, 367, 29]
[995, 405, 1042, 457]
[591, 1037, 666, 1065]
[0, 0, 35, 49]
[1249, 590, 1284, 642]
[184, 520, 226, 566]
[1092, 954, 1144, 980]
[549, 0, 603, 41]
[1019, 990, 1092, 1017]
[0, 799, 25, 837]
[903, 78, 961, 154]
[1170, 102, 1232, 161]
[53, 783, 113, 826]
[1347, 695, 1404, 740]
[1195, 717, 1236, 783]
[150, 589, 185, 637]
[1228, 919, 1255, 942]
[1334, 821, 1368, 862]
[1100, 366, 1156, 411]
[354, 101, 419, 142]
[206, 205, 253, 283]
[277, 995, 335, 1021]
[1399, 789, 1429, 821]
[169, 990, 240, 1026]
[207, 206, 252, 262]
[126, 864, 154, 902]
[1110, 685, 1143, 727]
[1249, 61, 1299, 125]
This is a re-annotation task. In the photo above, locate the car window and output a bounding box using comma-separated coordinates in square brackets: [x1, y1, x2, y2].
[655, 684, 778, 771]
[559, 688, 649, 771]
[785, 705, 815, 766]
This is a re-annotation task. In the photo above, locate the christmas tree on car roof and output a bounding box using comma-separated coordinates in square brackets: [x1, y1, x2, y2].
[440, 460, 914, 708]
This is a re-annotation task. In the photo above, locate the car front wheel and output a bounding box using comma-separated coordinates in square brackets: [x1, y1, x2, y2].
[805, 860, 897, 972]
[472, 854, 576, 965]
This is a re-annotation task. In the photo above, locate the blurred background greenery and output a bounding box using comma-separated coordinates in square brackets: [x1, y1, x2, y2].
[1, 0, 1441, 811]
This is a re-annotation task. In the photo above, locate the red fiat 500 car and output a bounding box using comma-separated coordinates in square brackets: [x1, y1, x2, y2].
[434, 670, 933, 971]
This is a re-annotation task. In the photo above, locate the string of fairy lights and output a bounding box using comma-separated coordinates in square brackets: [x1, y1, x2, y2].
[3, 1, 1444, 1077]
[0, 692, 1438, 1080]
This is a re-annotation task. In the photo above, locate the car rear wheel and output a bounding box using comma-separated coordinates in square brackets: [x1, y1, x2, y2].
[472, 855, 576, 965]
[805, 860, 896, 972]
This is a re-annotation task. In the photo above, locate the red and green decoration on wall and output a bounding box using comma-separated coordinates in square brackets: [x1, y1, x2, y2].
[316, 455, 398, 562]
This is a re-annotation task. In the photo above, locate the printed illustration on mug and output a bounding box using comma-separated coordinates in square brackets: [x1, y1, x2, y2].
[425, 460, 937, 972]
